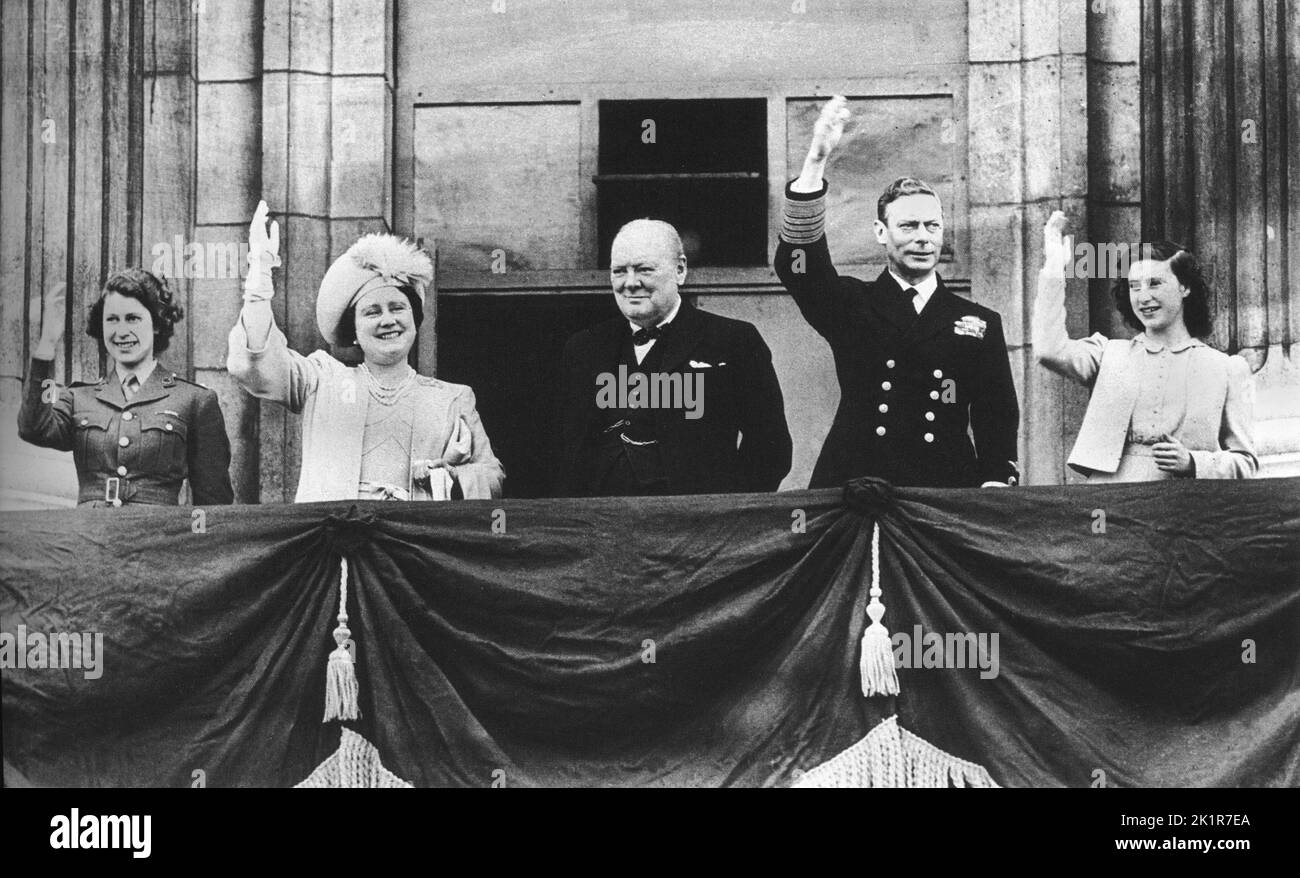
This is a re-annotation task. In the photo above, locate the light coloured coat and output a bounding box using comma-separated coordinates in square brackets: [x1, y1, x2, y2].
[1032, 269, 1257, 480]
[228, 318, 504, 502]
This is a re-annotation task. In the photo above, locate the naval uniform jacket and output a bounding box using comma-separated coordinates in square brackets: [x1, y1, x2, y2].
[774, 181, 1020, 488]
[18, 357, 234, 506]
[559, 302, 792, 496]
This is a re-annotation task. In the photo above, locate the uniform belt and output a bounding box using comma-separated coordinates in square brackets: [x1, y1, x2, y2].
[77, 476, 180, 507]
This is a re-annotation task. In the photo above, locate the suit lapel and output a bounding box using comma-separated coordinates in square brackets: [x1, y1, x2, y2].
[868, 270, 917, 332]
[126, 364, 173, 409]
[603, 317, 632, 372]
[95, 374, 128, 411]
[903, 279, 960, 346]
[654, 302, 705, 374]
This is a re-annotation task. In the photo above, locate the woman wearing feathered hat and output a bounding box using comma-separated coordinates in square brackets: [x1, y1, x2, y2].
[227, 202, 504, 502]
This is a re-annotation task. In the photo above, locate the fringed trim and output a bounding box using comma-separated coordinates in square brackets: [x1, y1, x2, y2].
[860, 521, 899, 697]
[793, 716, 999, 788]
[323, 557, 360, 722]
[295, 728, 412, 789]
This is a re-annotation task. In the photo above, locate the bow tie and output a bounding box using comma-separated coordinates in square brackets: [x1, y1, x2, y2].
[631, 324, 669, 346]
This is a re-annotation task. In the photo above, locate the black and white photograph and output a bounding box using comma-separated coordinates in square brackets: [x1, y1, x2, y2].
[0, 0, 1296, 852]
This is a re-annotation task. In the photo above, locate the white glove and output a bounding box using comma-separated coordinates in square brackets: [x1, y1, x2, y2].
[243, 199, 281, 302]
[1042, 210, 1071, 274]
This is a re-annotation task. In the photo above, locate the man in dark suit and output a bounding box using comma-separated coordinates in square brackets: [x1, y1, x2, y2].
[775, 96, 1020, 489]
[559, 219, 792, 496]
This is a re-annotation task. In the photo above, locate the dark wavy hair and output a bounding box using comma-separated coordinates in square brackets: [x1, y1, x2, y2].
[336, 284, 424, 347]
[86, 268, 184, 354]
[877, 176, 940, 222]
[1111, 241, 1212, 338]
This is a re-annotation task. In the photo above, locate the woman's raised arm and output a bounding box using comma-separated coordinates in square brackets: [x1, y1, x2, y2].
[226, 200, 318, 412]
[1032, 210, 1106, 386]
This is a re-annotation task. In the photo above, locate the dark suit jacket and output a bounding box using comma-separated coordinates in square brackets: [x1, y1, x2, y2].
[775, 235, 1020, 488]
[559, 303, 792, 496]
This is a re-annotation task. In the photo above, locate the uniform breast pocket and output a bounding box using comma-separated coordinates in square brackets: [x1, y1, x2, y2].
[72, 411, 112, 462]
[140, 412, 190, 476]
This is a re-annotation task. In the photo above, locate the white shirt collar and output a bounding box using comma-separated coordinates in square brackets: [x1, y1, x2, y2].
[888, 270, 939, 308]
[115, 358, 159, 389]
[628, 296, 682, 341]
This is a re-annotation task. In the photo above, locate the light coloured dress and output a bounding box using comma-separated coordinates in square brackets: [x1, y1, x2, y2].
[227, 317, 504, 502]
[1032, 269, 1257, 482]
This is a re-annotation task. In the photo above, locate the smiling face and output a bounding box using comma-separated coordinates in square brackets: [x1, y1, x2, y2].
[609, 221, 686, 328]
[874, 193, 944, 282]
[352, 286, 417, 366]
[101, 292, 155, 369]
[1127, 257, 1189, 335]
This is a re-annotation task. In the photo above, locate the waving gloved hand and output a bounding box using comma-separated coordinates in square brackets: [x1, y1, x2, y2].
[243, 199, 281, 303]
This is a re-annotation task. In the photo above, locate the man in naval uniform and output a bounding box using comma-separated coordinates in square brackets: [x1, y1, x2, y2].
[775, 96, 1020, 489]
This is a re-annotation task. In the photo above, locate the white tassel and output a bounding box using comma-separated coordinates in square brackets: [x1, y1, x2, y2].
[323, 557, 360, 722]
[859, 522, 899, 697]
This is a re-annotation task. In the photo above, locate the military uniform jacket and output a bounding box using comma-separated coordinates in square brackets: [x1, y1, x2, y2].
[18, 357, 234, 506]
[775, 185, 1020, 488]
[559, 303, 792, 496]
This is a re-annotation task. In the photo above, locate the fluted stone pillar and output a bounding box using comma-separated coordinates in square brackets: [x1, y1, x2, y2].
[967, 0, 1098, 485]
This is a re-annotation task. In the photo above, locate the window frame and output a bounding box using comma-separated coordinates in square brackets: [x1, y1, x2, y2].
[408, 76, 969, 298]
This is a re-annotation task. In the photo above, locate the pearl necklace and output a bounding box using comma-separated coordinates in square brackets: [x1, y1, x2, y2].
[360, 363, 416, 406]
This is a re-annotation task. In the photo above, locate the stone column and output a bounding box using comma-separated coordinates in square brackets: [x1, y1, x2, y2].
[192, 0, 262, 502]
[256, 0, 395, 501]
[1087, 1, 1141, 338]
[967, 0, 1089, 485]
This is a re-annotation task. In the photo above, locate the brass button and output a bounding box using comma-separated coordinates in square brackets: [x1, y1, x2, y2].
[933, 369, 943, 379]
[885, 359, 895, 369]
[116, 465, 127, 476]
[876, 426, 886, 436]
[878, 404, 888, 413]
[930, 391, 940, 400]
[881, 381, 892, 391]
[925, 412, 935, 421]
[80, 418, 89, 426]
[111, 499, 122, 508]
[122, 411, 133, 421]
[165, 423, 174, 432]
[118, 436, 129, 447]
[924, 432, 935, 443]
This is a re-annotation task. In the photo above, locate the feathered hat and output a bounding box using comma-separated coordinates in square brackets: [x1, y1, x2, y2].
[315, 233, 434, 345]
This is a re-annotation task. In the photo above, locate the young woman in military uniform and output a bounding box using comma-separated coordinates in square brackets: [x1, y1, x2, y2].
[18, 269, 234, 507]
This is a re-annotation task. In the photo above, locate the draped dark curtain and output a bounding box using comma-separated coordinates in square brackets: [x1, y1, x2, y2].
[3, 477, 1298, 787]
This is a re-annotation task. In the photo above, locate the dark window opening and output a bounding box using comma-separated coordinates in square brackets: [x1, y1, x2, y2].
[436, 294, 616, 499]
[596, 99, 767, 267]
